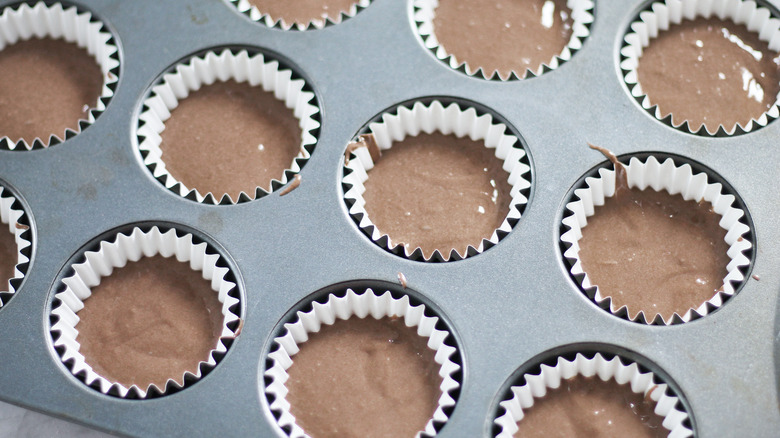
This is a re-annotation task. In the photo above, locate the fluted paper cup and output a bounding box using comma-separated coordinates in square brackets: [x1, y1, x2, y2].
[495, 352, 693, 437]
[0, 1, 119, 150]
[342, 100, 530, 262]
[136, 48, 320, 204]
[0, 185, 31, 307]
[561, 154, 752, 325]
[229, 0, 371, 31]
[620, 0, 780, 136]
[264, 287, 461, 437]
[413, 0, 593, 80]
[50, 226, 241, 398]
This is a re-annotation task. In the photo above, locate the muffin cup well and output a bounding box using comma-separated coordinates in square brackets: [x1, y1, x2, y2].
[228, 0, 371, 31]
[0, 1, 119, 150]
[412, 0, 594, 80]
[0, 186, 31, 307]
[264, 287, 461, 437]
[50, 226, 241, 398]
[342, 100, 531, 262]
[494, 352, 693, 437]
[560, 154, 752, 325]
[620, 0, 780, 136]
[136, 48, 320, 205]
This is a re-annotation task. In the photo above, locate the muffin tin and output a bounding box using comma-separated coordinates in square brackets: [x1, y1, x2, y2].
[0, 0, 778, 436]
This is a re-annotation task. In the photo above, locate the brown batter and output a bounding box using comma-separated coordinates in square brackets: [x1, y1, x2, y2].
[577, 159, 729, 321]
[76, 256, 224, 389]
[160, 80, 302, 199]
[286, 317, 442, 438]
[515, 376, 667, 437]
[362, 132, 512, 259]
[0, 38, 103, 144]
[637, 17, 780, 132]
[432, 0, 573, 79]
[0, 226, 16, 289]
[247, 0, 359, 27]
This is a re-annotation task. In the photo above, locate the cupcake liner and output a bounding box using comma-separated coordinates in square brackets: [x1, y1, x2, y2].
[412, 0, 594, 80]
[620, 0, 780, 136]
[228, 0, 371, 31]
[560, 154, 753, 325]
[0, 1, 119, 150]
[0, 186, 32, 307]
[136, 48, 320, 205]
[494, 352, 693, 438]
[49, 226, 241, 398]
[342, 100, 531, 262]
[264, 287, 461, 438]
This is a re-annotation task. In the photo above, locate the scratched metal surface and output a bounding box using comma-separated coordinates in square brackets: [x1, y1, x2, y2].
[0, 0, 778, 436]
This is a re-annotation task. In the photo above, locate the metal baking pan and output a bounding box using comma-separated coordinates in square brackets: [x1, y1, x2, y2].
[0, 0, 778, 436]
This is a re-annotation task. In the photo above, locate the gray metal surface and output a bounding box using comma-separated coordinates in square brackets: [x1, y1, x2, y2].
[0, 0, 777, 436]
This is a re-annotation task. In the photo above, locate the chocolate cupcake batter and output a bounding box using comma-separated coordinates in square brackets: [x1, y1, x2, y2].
[76, 256, 224, 389]
[247, 0, 358, 27]
[515, 376, 667, 437]
[160, 79, 302, 199]
[286, 317, 442, 438]
[577, 151, 730, 321]
[0, 227, 16, 289]
[432, 0, 573, 79]
[0, 38, 103, 144]
[637, 17, 780, 132]
[361, 132, 512, 259]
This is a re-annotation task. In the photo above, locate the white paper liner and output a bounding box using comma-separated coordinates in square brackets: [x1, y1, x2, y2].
[342, 100, 530, 262]
[264, 288, 461, 438]
[0, 1, 119, 150]
[620, 0, 780, 136]
[229, 0, 371, 31]
[0, 186, 31, 305]
[136, 48, 320, 205]
[561, 155, 752, 325]
[413, 0, 594, 80]
[494, 352, 693, 438]
[50, 226, 241, 398]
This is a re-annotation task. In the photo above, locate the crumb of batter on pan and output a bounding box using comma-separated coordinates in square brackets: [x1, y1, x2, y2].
[279, 174, 302, 196]
[397, 272, 408, 289]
